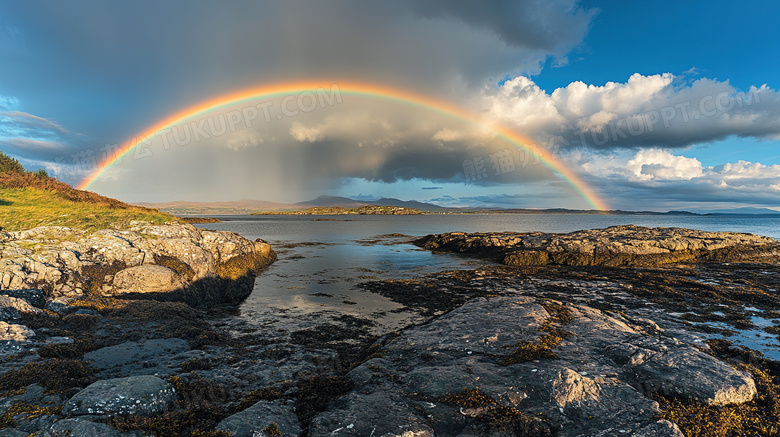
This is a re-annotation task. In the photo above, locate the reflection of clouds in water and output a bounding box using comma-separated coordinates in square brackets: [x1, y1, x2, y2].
[201, 216, 500, 332]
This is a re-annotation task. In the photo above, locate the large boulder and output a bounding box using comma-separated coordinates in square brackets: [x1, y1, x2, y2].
[62, 375, 178, 417]
[0, 223, 276, 305]
[110, 265, 185, 295]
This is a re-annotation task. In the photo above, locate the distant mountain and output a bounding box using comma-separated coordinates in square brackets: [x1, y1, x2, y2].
[371, 197, 447, 211]
[663, 210, 704, 216]
[706, 207, 780, 215]
[135, 199, 296, 215]
[295, 195, 367, 208]
[141, 194, 772, 216]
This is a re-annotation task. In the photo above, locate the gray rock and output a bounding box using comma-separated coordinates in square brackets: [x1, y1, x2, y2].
[0, 295, 43, 322]
[630, 419, 685, 437]
[624, 347, 757, 405]
[311, 296, 756, 436]
[154, 238, 214, 279]
[0, 223, 275, 305]
[110, 265, 185, 294]
[42, 418, 124, 437]
[550, 368, 601, 408]
[44, 298, 73, 314]
[416, 225, 780, 267]
[0, 384, 64, 416]
[0, 428, 29, 436]
[309, 391, 434, 437]
[0, 321, 35, 342]
[74, 308, 98, 316]
[0, 289, 46, 308]
[62, 375, 177, 417]
[216, 400, 301, 437]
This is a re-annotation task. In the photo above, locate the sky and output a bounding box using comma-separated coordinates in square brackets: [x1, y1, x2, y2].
[1, 0, 779, 211]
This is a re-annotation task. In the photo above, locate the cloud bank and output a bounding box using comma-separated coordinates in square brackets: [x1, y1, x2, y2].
[568, 148, 780, 209]
[484, 73, 780, 149]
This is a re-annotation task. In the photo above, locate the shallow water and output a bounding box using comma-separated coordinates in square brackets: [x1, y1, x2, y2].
[195, 213, 780, 332]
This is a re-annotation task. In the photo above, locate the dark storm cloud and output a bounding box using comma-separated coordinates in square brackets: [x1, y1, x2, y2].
[1, 1, 598, 199]
[1, 1, 596, 137]
[413, 0, 595, 51]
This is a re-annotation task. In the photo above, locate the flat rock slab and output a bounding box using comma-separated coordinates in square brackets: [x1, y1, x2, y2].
[624, 347, 757, 405]
[63, 375, 177, 417]
[309, 391, 434, 437]
[217, 399, 301, 437]
[311, 296, 754, 436]
[84, 338, 190, 378]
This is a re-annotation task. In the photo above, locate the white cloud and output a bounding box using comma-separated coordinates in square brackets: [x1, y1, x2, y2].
[223, 129, 263, 151]
[431, 128, 464, 142]
[626, 149, 703, 181]
[568, 148, 780, 207]
[0, 95, 19, 110]
[289, 122, 324, 143]
[483, 73, 780, 149]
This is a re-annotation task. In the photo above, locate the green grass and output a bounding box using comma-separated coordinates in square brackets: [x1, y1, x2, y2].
[0, 187, 176, 232]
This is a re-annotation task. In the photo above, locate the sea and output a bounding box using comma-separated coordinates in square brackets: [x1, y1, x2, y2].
[194, 214, 780, 354]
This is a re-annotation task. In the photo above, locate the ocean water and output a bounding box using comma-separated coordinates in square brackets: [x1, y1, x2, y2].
[194, 214, 780, 332]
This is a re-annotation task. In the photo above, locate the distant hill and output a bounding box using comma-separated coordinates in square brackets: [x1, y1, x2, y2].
[135, 199, 296, 215]
[705, 207, 780, 215]
[138, 191, 777, 216]
[254, 205, 425, 216]
[371, 197, 447, 211]
[295, 195, 367, 208]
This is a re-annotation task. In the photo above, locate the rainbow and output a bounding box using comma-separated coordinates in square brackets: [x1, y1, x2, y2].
[77, 81, 607, 210]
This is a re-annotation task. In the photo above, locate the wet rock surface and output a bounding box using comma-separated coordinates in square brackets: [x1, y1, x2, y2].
[306, 295, 752, 436]
[0, 226, 778, 435]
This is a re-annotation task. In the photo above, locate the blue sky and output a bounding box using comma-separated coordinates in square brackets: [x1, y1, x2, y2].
[1, 1, 779, 211]
[531, 0, 780, 175]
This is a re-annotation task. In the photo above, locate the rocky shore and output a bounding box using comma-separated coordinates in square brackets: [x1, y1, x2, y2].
[415, 225, 780, 267]
[1, 225, 779, 436]
[0, 222, 275, 305]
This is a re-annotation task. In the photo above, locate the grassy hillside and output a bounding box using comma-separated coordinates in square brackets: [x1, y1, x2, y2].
[0, 152, 176, 232]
